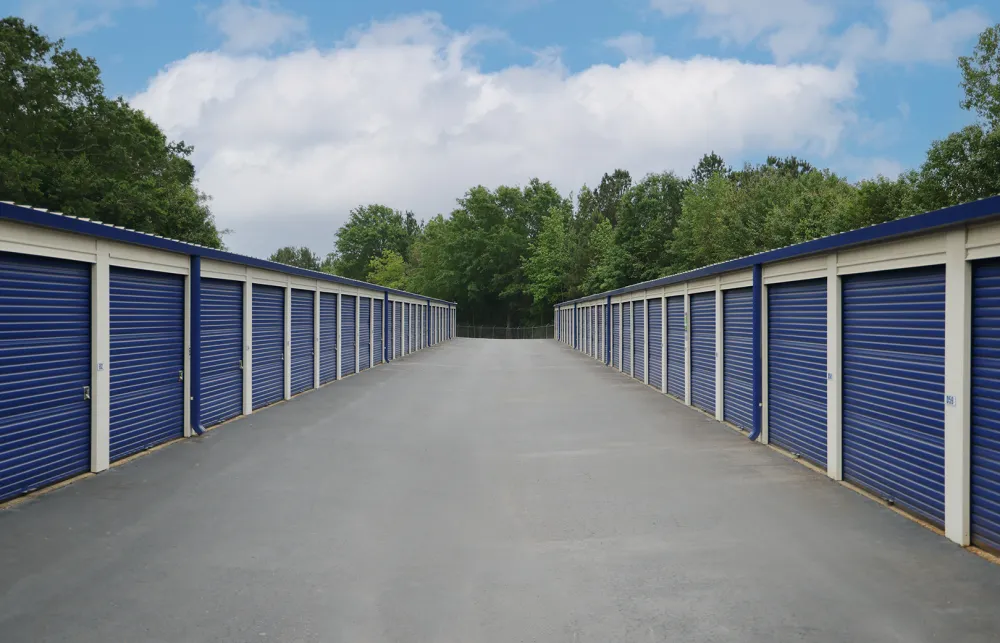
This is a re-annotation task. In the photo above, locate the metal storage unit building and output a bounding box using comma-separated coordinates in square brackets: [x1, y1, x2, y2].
[0, 252, 92, 503]
[723, 288, 753, 431]
[252, 285, 285, 410]
[689, 292, 716, 415]
[109, 267, 186, 461]
[767, 279, 827, 466]
[290, 289, 314, 396]
[200, 278, 243, 429]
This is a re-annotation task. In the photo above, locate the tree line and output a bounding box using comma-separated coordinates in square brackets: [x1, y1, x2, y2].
[4, 16, 1000, 327]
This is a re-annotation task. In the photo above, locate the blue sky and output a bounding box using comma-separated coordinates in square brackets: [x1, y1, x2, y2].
[5, 0, 994, 256]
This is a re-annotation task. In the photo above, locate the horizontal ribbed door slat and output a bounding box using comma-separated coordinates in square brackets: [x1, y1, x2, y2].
[200, 278, 243, 428]
[623, 304, 632, 373]
[667, 296, 685, 399]
[290, 289, 314, 395]
[395, 302, 402, 358]
[690, 292, 716, 414]
[341, 295, 356, 374]
[648, 299, 663, 390]
[612, 304, 620, 368]
[633, 302, 645, 380]
[374, 299, 383, 364]
[971, 260, 1000, 551]
[359, 298, 371, 371]
[319, 293, 337, 384]
[723, 288, 753, 431]
[252, 284, 285, 409]
[0, 252, 91, 502]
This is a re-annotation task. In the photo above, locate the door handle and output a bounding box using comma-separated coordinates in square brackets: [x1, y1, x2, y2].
[83, 386, 91, 401]
[178, 370, 184, 382]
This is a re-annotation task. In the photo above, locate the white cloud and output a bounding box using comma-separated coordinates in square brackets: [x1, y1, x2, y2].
[206, 0, 308, 52]
[19, 0, 153, 36]
[651, 0, 988, 65]
[132, 13, 857, 257]
[605, 32, 657, 61]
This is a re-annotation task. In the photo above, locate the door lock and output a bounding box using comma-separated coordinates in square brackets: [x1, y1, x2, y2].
[83, 386, 91, 401]
[239, 359, 244, 371]
[178, 370, 184, 382]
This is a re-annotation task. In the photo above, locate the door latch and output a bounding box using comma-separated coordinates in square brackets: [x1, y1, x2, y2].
[178, 370, 184, 382]
[83, 385, 91, 401]
[239, 359, 244, 371]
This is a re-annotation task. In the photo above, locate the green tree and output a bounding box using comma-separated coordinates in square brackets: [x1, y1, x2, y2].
[333, 204, 418, 279]
[582, 219, 627, 293]
[0, 17, 223, 247]
[523, 205, 572, 315]
[913, 124, 1000, 209]
[615, 171, 686, 282]
[691, 152, 729, 185]
[268, 246, 322, 270]
[959, 23, 1000, 127]
[365, 249, 409, 289]
[593, 169, 632, 226]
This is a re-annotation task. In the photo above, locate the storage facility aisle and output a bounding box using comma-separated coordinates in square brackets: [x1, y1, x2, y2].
[2, 339, 1000, 642]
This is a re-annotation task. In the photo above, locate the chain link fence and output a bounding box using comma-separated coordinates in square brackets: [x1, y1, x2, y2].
[457, 324, 554, 340]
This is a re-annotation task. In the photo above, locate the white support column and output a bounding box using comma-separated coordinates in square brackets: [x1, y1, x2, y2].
[661, 295, 667, 394]
[826, 254, 843, 480]
[644, 300, 650, 384]
[684, 287, 692, 406]
[336, 291, 343, 380]
[183, 272, 192, 438]
[284, 285, 292, 400]
[715, 283, 724, 422]
[944, 227, 972, 546]
[91, 244, 110, 473]
[243, 279, 253, 415]
[314, 283, 321, 388]
[354, 293, 360, 373]
[761, 284, 769, 445]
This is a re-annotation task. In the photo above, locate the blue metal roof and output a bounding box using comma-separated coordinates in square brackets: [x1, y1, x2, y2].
[556, 194, 1000, 307]
[0, 201, 457, 306]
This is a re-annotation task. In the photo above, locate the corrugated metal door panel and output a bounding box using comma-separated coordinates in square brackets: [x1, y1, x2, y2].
[319, 293, 337, 384]
[633, 302, 645, 380]
[290, 289, 314, 395]
[599, 306, 605, 362]
[252, 284, 285, 409]
[592, 307, 597, 356]
[843, 266, 946, 526]
[0, 253, 91, 502]
[667, 296, 685, 399]
[341, 295, 357, 374]
[359, 298, 371, 370]
[690, 292, 716, 414]
[404, 304, 410, 353]
[768, 279, 827, 465]
[723, 288, 754, 431]
[109, 267, 185, 461]
[395, 302, 402, 357]
[612, 304, 621, 368]
[648, 299, 663, 390]
[622, 304, 632, 373]
[971, 260, 1000, 551]
[200, 278, 243, 428]
[374, 299, 383, 364]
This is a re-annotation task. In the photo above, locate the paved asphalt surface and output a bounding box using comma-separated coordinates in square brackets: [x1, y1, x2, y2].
[2, 339, 1000, 642]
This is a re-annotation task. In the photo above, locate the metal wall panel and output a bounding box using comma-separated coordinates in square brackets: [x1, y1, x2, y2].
[648, 299, 663, 390]
[767, 279, 827, 465]
[690, 292, 716, 414]
[319, 292, 337, 384]
[667, 296, 685, 399]
[622, 303, 632, 373]
[359, 298, 371, 370]
[842, 266, 946, 526]
[971, 260, 1000, 551]
[109, 267, 185, 461]
[612, 304, 621, 368]
[374, 299, 383, 364]
[723, 287, 753, 431]
[633, 301, 645, 380]
[290, 289, 314, 395]
[200, 278, 243, 428]
[341, 295, 357, 374]
[0, 253, 91, 502]
[252, 284, 285, 409]
[394, 302, 402, 357]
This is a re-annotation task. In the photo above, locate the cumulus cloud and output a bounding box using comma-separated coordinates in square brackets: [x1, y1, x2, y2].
[133, 13, 857, 257]
[206, 0, 308, 52]
[19, 0, 153, 36]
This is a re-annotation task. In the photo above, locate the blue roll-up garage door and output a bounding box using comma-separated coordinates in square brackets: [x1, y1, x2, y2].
[592, 307, 597, 357]
[768, 279, 827, 465]
[723, 288, 753, 432]
[319, 293, 337, 384]
[648, 299, 663, 390]
[395, 302, 402, 358]
[290, 289, 314, 396]
[341, 295, 357, 374]
[973, 259, 1000, 552]
[843, 266, 945, 526]
[633, 302, 645, 381]
[374, 299, 384, 364]
[252, 284, 285, 410]
[612, 304, 620, 368]
[109, 267, 185, 461]
[200, 278, 243, 428]
[623, 303, 632, 374]
[667, 296, 685, 400]
[405, 304, 411, 354]
[690, 292, 716, 414]
[598, 305, 605, 362]
[359, 297, 371, 371]
[0, 253, 91, 502]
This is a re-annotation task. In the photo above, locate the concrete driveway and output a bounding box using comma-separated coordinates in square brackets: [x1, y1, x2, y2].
[2, 339, 999, 642]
